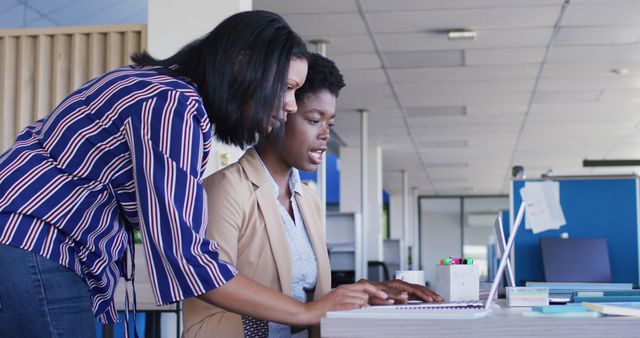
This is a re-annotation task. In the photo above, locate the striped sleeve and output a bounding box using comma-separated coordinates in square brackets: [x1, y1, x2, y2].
[124, 88, 237, 306]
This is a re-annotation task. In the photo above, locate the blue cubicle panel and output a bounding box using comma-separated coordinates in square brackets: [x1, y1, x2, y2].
[299, 153, 339, 204]
[511, 177, 639, 286]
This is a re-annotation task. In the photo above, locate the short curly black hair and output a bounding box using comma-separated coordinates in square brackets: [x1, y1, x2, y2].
[295, 53, 345, 102]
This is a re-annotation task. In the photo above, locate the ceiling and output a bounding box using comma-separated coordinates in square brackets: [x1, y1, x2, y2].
[253, 0, 640, 196]
[2, 0, 640, 196]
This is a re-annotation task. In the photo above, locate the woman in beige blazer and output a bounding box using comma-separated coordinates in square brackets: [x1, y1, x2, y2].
[183, 54, 442, 338]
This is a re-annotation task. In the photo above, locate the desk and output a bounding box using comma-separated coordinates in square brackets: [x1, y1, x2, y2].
[321, 305, 640, 338]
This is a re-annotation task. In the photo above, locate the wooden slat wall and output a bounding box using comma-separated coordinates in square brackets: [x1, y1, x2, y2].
[0, 24, 146, 152]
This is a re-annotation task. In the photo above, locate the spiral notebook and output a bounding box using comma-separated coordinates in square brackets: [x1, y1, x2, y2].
[327, 203, 527, 320]
[325, 302, 491, 319]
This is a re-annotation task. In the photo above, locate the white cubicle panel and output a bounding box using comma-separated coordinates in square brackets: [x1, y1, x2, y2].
[383, 239, 401, 279]
[326, 211, 362, 281]
[419, 198, 463, 287]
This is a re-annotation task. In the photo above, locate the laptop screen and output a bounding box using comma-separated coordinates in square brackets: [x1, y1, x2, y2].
[540, 237, 612, 283]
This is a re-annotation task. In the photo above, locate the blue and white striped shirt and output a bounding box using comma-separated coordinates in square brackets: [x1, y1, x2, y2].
[0, 65, 237, 323]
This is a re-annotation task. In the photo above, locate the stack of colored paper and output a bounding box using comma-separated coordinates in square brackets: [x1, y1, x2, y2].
[525, 282, 634, 303]
[506, 287, 549, 307]
[523, 304, 601, 318]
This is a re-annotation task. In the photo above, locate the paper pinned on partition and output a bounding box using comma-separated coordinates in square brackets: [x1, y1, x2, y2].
[519, 181, 566, 234]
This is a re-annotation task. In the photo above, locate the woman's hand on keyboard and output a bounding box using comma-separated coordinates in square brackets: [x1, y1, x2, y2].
[358, 279, 445, 304]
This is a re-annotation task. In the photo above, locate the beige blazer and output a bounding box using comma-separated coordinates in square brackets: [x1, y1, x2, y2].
[182, 150, 332, 338]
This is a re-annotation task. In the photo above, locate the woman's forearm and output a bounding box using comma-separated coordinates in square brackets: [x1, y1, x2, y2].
[196, 273, 388, 326]
[197, 274, 315, 325]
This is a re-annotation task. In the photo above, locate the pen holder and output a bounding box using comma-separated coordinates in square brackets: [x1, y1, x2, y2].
[435, 264, 480, 302]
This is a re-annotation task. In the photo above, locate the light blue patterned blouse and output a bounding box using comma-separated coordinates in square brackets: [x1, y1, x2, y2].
[253, 149, 318, 338]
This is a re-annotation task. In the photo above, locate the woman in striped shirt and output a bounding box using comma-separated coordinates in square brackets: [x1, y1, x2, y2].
[0, 10, 385, 338]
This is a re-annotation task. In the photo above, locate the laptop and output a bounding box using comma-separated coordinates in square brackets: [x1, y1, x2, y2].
[327, 202, 527, 319]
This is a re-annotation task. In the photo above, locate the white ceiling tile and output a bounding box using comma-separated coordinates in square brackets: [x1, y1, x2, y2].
[339, 84, 394, 99]
[337, 94, 397, 111]
[254, 0, 357, 14]
[366, 7, 561, 33]
[341, 69, 388, 85]
[331, 52, 381, 70]
[376, 29, 553, 52]
[537, 77, 640, 91]
[465, 48, 546, 65]
[547, 45, 640, 64]
[384, 50, 463, 68]
[394, 80, 536, 96]
[282, 13, 368, 36]
[388, 65, 540, 83]
[466, 104, 529, 116]
[563, 2, 640, 26]
[599, 89, 640, 101]
[530, 101, 640, 114]
[399, 91, 531, 106]
[362, 0, 564, 11]
[405, 106, 466, 117]
[541, 64, 636, 77]
[304, 34, 375, 54]
[556, 26, 640, 46]
[533, 90, 602, 103]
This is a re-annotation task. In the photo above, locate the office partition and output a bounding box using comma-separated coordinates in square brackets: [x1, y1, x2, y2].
[511, 175, 640, 285]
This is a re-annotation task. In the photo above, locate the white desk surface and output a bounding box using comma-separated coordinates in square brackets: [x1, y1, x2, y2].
[320, 303, 640, 338]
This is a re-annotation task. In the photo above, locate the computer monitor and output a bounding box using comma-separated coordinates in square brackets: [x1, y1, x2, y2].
[540, 237, 612, 283]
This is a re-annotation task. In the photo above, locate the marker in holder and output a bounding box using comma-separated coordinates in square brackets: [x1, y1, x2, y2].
[435, 257, 480, 301]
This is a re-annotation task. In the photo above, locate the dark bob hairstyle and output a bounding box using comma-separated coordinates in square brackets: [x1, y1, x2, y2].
[131, 10, 308, 147]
